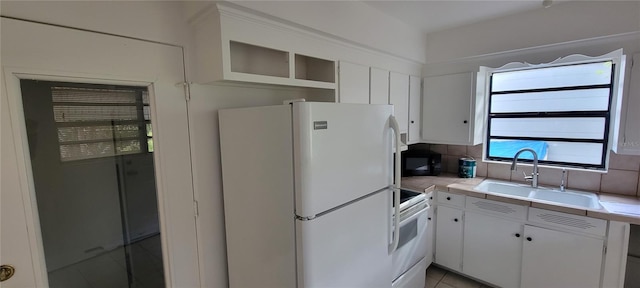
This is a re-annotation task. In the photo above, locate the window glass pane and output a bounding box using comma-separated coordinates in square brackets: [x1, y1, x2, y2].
[143, 106, 151, 120]
[146, 123, 153, 137]
[488, 140, 603, 165]
[488, 140, 548, 159]
[490, 118, 606, 139]
[115, 139, 141, 154]
[58, 125, 140, 142]
[54, 105, 138, 122]
[147, 138, 154, 152]
[60, 142, 115, 161]
[142, 91, 150, 104]
[490, 88, 610, 113]
[492, 61, 612, 92]
[545, 141, 603, 164]
[59, 140, 142, 161]
[52, 87, 138, 104]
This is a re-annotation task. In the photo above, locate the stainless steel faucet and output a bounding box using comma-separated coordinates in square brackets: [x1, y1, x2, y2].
[560, 169, 567, 192]
[510, 148, 539, 188]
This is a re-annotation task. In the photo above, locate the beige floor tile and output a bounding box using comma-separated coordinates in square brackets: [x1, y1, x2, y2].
[425, 276, 441, 288]
[435, 282, 456, 288]
[441, 272, 482, 288]
[426, 265, 446, 281]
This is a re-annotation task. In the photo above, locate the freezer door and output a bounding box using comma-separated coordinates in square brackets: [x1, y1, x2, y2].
[296, 190, 392, 288]
[293, 102, 393, 217]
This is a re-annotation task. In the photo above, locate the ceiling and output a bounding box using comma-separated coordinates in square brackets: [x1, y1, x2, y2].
[363, 0, 555, 34]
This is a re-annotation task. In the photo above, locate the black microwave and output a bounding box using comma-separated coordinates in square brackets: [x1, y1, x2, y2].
[401, 151, 441, 176]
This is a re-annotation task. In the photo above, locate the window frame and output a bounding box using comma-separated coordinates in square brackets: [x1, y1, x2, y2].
[481, 50, 627, 171]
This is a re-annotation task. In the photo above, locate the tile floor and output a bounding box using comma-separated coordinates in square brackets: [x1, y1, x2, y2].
[426, 265, 492, 288]
[47, 234, 164, 288]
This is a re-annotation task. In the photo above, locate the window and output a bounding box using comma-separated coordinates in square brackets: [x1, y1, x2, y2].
[484, 51, 626, 170]
[51, 83, 153, 162]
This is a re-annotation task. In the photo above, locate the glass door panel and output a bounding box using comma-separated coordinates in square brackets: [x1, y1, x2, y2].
[20, 79, 165, 288]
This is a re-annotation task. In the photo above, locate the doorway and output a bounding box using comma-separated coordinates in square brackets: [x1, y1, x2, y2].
[1, 17, 199, 287]
[20, 80, 164, 287]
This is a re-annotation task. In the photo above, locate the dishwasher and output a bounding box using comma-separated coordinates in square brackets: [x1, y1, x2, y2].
[391, 189, 431, 288]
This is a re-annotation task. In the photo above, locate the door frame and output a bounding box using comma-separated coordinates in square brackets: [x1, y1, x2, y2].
[3, 67, 176, 286]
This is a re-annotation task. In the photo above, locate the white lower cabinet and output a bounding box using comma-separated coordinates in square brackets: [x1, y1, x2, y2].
[434, 205, 464, 271]
[463, 211, 523, 288]
[425, 192, 435, 267]
[433, 194, 620, 288]
[520, 225, 604, 288]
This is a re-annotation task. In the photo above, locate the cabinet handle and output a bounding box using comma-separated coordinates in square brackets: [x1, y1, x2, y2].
[446, 197, 451, 200]
[454, 218, 459, 222]
[526, 237, 532, 241]
[411, 120, 415, 124]
[463, 120, 468, 124]
[429, 196, 433, 200]
[428, 217, 432, 221]
[515, 233, 521, 238]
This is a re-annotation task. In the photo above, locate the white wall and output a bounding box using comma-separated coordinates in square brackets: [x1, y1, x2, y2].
[0, 0, 191, 47]
[228, 0, 427, 63]
[424, 1, 640, 64]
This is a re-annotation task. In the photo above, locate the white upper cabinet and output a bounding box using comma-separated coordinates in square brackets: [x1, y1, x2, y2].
[192, 3, 336, 89]
[408, 75, 421, 144]
[422, 72, 484, 145]
[618, 53, 640, 155]
[390, 71, 410, 134]
[338, 61, 370, 104]
[370, 67, 390, 105]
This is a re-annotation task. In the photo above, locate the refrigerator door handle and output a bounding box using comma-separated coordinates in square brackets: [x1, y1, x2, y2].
[389, 115, 401, 254]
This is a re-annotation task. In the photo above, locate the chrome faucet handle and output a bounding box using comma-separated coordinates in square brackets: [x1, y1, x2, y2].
[523, 171, 533, 181]
[560, 169, 567, 192]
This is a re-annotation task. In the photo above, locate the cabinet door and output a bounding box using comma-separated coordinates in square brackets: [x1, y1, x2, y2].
[521, 225, 604, 288]
[338, 61, 369, 104]
[425, 203, 435, 267]
[408, 75, 421, 143]
[422, 72, 474, 145]
[390, 71, 409, 133]
[435, 206, 463, 271]
[370, 67, 389, 105]
[463, 212, 523, 288]
[619, 53, 640, 154]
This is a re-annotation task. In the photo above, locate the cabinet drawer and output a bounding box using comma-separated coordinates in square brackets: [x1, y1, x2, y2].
[528, 207, 607, 237]
[436, 191, 465, 207]
[465, 196, 527, 221]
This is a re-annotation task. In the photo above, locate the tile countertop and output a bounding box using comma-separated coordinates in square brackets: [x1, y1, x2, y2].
[401, 173, 640, 225]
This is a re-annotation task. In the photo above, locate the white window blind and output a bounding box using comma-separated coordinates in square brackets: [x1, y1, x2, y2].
[52, 86, 152, 162]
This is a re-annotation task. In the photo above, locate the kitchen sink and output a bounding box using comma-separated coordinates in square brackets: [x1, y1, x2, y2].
[529, 189, 600, 209]
[474, 180, 601, 209]
[474, 180, 533, 198]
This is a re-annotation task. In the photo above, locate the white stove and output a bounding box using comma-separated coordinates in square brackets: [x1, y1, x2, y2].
[392, 189, 431, 288]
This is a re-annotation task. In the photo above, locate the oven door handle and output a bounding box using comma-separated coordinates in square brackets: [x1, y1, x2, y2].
[398, 203, 431, 226]
[389, 115, 401, 254]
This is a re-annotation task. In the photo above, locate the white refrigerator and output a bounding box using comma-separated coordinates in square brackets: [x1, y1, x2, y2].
[219, 101, 403, 288]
